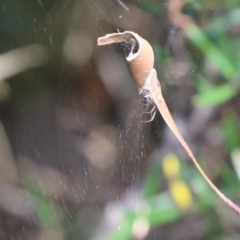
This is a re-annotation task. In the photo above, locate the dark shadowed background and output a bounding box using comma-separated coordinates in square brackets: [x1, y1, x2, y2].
[0, 0, 240, 239]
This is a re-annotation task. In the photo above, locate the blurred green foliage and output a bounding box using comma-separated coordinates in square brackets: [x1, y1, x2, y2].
[27, 183, 60, 228]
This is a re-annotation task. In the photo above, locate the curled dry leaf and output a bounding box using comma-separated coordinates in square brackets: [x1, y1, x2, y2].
[98, 31, 154, 89]
[97, 31, 240, 215]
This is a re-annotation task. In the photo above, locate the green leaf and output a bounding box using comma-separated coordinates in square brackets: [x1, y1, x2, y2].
[220, 112, 240, 152]
[141, 162, 163, 198]
[195, 75, 214, 93]
[107, 212, 135, 240]
[27, 183, 60, 228]
[193, 83, 237, 106]
[186, 24, 237, 80]
[146, 193, 181, 225]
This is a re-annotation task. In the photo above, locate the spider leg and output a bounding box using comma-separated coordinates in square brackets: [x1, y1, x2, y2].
[142, 104, 151, 114]
[138, 103, 150, 117]
[142, 105, 156, 114]
[141, 108, 157, 123]
[139, 94, 156, 122]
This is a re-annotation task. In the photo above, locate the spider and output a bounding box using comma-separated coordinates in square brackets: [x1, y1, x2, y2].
[141, 92, 156, 122]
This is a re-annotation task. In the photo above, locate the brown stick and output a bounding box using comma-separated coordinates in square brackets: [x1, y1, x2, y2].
[97, 31, 240, 215]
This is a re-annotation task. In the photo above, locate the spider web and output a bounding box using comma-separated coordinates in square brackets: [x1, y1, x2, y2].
[0, 0, 203, 239]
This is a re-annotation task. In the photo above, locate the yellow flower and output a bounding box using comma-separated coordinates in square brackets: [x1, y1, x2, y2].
[170, 180, 193, 210]
[162, 154, 180, 179]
